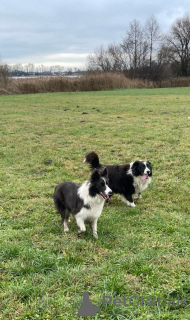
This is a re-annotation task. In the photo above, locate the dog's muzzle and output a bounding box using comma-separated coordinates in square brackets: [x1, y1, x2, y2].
[141, 174, 149, 181]
[99, 191, 113, 202]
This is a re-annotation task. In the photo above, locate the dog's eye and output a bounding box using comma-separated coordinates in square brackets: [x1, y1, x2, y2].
[101, 182, 105, 186]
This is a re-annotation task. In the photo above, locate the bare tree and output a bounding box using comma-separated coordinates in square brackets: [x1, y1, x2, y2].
[0, 63, 11, 86]
[87, 43, 128, 72]
[87, 15, 190, 80]
[121, 19, 148, 77]
[87, 46, 112, 72]
[144, 15, 161, 69]
[166, 14, 190, 76]
[107, 43, 128, 71]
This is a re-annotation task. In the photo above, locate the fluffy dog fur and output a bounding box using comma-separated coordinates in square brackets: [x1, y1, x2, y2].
[53, 168, 112, 238]
[84, 152, 152, 207]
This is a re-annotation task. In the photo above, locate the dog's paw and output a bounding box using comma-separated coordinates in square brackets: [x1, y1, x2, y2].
[78, 228, 86, 234]
[128, 202, 136, 207]
[134, 194, 142, 200]
[63, 222, 69, 232]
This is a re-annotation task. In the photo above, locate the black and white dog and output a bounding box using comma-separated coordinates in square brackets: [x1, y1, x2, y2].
[53, 168, 112, 238]
[84, 152, 152, 207]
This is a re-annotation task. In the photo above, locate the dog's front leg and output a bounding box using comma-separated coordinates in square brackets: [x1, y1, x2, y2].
[91, 219, 98, 239]
[75, 216, 86, 234]
[134, 192, 142, 200]
[122, 194, 136, 207]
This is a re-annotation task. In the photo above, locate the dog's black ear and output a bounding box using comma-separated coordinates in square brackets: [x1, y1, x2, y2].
[147, 161, 151, 166]
[132, 160, 142, 176]
[101, 166, 108, 178]
[91, 169, 100, 181]
[132, 160, 140, 168]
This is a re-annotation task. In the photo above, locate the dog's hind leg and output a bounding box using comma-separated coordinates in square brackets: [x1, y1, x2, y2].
[63, 213, 70, 232]
[61, 209, 70, 232]
[54, 198, 70, 232]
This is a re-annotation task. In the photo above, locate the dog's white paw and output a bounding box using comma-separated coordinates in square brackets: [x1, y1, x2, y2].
[128, 202, 136, 207]
[93, 233, 98, 239]
[121, 196, 136, 207]
[63, 221, 69, 232]
[78, 228, 86, 234]
[134, 194, 142, 200]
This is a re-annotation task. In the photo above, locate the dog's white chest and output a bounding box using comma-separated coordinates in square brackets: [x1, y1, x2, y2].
[133, 177, 151, 194]
[77, 201, 104, 222]
[77, 181, 105, 221]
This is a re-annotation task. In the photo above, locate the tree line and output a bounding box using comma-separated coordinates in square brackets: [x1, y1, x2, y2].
[87, 14, 190, 82]
[10, 64, 82, 77]
[0, 62, 84, 85]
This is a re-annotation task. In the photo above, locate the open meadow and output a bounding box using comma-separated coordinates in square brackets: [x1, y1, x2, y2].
[0, 88, 190, 319]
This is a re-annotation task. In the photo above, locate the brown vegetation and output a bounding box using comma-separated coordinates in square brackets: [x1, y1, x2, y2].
[1, 73, 190, 95]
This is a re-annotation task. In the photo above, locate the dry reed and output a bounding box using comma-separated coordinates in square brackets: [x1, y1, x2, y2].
[1, 73, 190, 95]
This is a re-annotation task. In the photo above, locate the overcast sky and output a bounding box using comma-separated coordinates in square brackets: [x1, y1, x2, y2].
[1, 0, 190, 69]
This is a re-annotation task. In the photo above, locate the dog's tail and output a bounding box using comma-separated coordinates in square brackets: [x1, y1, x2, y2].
[83, 151, 102, 170]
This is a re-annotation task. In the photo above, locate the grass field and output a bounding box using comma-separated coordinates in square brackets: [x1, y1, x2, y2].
[0, 88, 190, 320]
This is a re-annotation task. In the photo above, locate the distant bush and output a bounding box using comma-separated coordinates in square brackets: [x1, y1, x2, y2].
[160, 77, 190, 88]
[0, 63, 11, 92]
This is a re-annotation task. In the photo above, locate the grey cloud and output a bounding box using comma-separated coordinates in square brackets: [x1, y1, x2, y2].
[1, 0, 190, 67]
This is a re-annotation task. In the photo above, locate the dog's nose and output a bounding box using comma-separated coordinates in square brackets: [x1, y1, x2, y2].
[108, 191, 113, 197]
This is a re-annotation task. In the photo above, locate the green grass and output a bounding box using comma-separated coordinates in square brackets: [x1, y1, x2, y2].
[0, 87, 190, 320]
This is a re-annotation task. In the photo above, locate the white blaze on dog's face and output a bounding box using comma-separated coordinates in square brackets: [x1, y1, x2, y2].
[89, 168, 112, 201]
[144, 161, 152, 174]
[101, 177, 112, 200]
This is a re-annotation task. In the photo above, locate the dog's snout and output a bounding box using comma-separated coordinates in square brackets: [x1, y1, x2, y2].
[108, 190, 113, 197]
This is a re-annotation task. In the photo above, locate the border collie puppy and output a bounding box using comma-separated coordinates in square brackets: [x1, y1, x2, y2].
[84, 152, 152, 207]
[53, 168, 112, 239]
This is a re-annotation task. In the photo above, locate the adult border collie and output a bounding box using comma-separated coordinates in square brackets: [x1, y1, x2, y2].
[84, 152, 152, 207]
[53, 168, 112, 239]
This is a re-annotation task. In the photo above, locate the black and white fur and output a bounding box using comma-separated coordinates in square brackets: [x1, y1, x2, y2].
[84, 152, 152, 207]
[53, 168, 112, 239]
